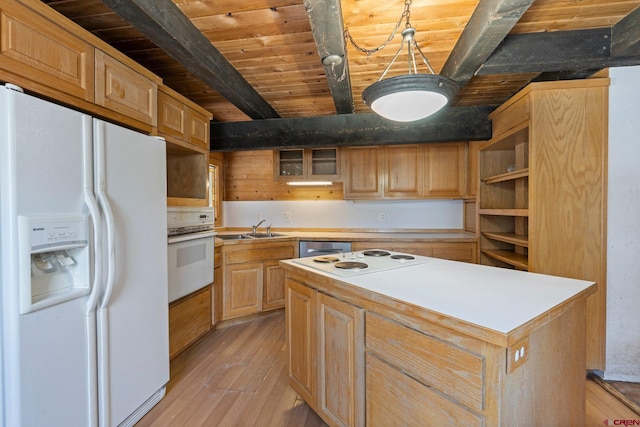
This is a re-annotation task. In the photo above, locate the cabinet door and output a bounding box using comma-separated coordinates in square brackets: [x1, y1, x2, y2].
[0, 2, 94, 102]
[223, 262, 263, 319]
[286, 279, 317, 406]
[385, 145, 423, 198]
[188, 108, 210, 150]
[95, 50, 157, 127]
[343, 146, 384, 199]
[316, 293, 365, 427]
[158, 89, 186, 140]
[263, 261, 285, 310]
[423, 142, 466, 198]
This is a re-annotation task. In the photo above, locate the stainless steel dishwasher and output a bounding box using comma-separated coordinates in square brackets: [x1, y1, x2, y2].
[298, 241, 352, 258]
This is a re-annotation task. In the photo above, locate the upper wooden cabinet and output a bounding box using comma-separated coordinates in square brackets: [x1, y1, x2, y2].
[274, 148, 342, 182]
[344, 142, 467, 200]
[0, 0, 94, 103]
[160, 85, 213, 207]
[158, 85, 211, 150]
[95, 50, 157, 128]
[0, 0, 161, 133]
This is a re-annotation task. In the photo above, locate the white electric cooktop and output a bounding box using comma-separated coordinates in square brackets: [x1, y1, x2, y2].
[291, 249, 437, 277]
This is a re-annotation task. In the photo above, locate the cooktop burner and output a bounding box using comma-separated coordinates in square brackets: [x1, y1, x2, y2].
[313, 256, 340, 263]
[290, 249, 437, 277]
[334, 261, 368, 270]
[362, 250, 390, 257]
[390, 254, 415, 261]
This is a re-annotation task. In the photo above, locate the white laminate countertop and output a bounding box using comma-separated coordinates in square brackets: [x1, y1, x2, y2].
[281, 257, 595, 338]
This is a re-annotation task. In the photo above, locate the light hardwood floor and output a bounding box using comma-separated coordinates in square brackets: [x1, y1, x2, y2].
[137, 310, 638, 426]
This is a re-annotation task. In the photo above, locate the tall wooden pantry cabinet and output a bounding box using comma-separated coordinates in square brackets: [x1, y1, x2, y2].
[478, 79, 608, 370]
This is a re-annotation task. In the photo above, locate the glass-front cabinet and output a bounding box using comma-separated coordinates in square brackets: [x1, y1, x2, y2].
[274, 148, 341, 181]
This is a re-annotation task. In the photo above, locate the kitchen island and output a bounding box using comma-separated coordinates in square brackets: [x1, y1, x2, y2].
[281, 251, 596, 426]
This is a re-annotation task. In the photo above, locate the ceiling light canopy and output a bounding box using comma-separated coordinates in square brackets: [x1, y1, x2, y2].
[345, 1, 459, 122]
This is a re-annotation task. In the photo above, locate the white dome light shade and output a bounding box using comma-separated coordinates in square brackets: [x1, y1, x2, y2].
[363, 74, 459, 122]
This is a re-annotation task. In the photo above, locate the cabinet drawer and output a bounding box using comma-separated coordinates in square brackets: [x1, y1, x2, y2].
[432, 242, 477, 263]
[366, 354, 483, 427]
[366, 313, 484, 411]
[225, 245, 295, 264]
[491, 94, 529, 137]
[169, 285, 212, 359]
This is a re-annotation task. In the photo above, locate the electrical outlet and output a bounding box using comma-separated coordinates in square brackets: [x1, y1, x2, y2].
[284, 212, 292, 223]
[507, 337, 529, 373]
[378, 212, 386, 221]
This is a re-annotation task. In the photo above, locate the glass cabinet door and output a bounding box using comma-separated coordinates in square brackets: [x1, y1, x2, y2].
[276, 149, 304, 178]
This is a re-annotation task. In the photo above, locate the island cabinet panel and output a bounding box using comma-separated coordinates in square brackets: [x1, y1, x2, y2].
[285, 277, 365, 427]
[286, 278, 317, 407]
[366, 313, 484, 412]
[366, 355, 484, 427]
[317, 293, 365, 427]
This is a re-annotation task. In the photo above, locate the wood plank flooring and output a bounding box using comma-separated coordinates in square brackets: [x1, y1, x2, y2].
[137, 310, 639, 426]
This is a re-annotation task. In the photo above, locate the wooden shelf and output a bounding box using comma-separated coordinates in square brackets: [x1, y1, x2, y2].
[478, 209, 529, 216]
[481, 250, 529, 270]
[483, 168, 529, 184]
[479, 121, 529, 151]
[482, 232, 528, 247]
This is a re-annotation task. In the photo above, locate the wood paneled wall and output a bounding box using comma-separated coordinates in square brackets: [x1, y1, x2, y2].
[224, 151, 344, 201]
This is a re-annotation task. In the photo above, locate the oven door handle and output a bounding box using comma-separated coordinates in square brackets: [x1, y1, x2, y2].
[168, 230, 217, 244]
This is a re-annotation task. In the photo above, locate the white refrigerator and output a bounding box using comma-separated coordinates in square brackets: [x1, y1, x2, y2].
[0, 84, 169, 426]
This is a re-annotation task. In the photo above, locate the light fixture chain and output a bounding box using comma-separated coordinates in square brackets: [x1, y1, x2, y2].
[344, 0, 413, 57]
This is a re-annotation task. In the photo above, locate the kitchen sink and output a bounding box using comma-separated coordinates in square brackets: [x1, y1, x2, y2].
[217, 233, 285, 240]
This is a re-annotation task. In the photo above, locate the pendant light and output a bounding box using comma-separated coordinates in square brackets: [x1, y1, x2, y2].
[345, 0, 459, 122]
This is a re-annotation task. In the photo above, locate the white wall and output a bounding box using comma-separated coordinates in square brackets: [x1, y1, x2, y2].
[605, 66, 640, 382]
[223, 199, 463, 230]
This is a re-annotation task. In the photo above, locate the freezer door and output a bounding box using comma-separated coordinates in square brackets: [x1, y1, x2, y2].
[0, 86, 94, 426]
[93, 119, 169, 427]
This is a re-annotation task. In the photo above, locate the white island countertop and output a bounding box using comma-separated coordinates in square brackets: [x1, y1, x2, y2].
[281, 256, 596, 347]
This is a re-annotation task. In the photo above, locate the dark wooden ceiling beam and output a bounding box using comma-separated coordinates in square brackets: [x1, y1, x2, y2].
[477, 28, 640, 75]
[440, 0, 535, 85]
[210, 106, 493, 151]
[98, 0, 279, 120]
[303, 0, 354, 114]
[611, 6, 640, 57]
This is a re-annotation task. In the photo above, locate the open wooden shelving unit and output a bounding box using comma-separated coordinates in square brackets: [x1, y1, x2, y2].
[479, 115, 530, 270]
[477, 79, 609, 370]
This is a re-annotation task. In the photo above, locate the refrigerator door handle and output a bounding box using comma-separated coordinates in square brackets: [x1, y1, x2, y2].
[94, 120, 116, 310]
[82, 115, 100, 427]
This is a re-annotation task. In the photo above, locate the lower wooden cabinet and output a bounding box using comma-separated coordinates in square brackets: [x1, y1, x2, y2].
[222, 240, 296, 320]
[286, 277, 365, 427]
[168, 285, 212, 360]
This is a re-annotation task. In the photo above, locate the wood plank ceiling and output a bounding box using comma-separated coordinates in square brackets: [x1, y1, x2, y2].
[42, 0, 640, 149]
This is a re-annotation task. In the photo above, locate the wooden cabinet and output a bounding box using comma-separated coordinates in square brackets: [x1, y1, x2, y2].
[478, 79, 608, 369]
[274, 148, 342, 182]
[0, 0, 94, 102]
[0, 0, 161, 133]
[94, 50, 157, 128]
[342, 146, 384, 198]
[344, 143, 466, 200]
[285, 276, 365, 427]
[351, 241, 477, 263]
[160, 85, 212, 207]
[168, 285, 212, 360]
[221, 240, 296, 320]
[212, 245, 223, 325]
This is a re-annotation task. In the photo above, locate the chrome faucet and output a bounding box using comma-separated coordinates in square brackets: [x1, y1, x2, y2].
[252, 219, 266, 234]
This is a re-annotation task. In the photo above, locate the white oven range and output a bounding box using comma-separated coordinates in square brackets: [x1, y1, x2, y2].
[167, 207, 216, 302]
